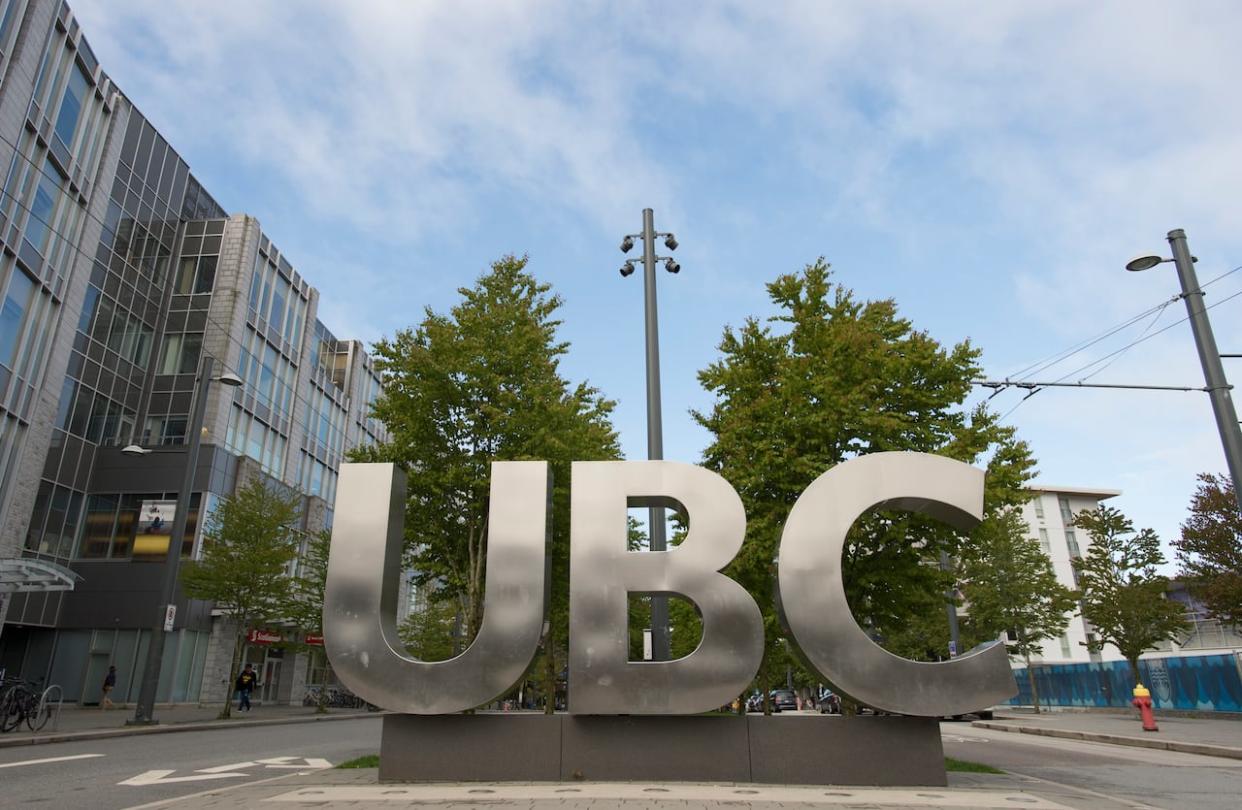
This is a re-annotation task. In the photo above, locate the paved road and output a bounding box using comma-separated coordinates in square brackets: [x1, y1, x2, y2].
[941, 721, 1242, 809]
[0, 715, 382, 809]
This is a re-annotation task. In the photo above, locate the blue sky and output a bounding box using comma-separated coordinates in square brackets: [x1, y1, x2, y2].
[74, 1, 1242, 554]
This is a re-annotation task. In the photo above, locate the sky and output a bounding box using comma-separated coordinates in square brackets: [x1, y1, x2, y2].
[72, 1, 1242, 558]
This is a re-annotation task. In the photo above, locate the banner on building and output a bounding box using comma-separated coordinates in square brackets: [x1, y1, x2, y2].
[133, 500, 177, 558]
[247, 629, 283, 645]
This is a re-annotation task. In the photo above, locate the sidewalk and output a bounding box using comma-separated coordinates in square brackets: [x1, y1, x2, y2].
[126, 768, 1127, 810]
[0, 702, 376, 749]
[974, 707, 1242, 759]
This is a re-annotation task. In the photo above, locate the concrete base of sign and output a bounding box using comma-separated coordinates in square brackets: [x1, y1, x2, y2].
[379, 713, 945, 786]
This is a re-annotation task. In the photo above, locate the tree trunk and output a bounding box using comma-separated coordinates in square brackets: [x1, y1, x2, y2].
[1127, 656, 1142, 690]
[1024, 652, 1041, 714]
[220, 627, 247, 720]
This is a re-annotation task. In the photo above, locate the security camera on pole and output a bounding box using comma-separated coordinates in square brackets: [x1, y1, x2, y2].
[619, 209, 679, 661]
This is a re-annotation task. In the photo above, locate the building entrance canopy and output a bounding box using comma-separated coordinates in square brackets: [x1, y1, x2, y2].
[0, 557, 81, 593]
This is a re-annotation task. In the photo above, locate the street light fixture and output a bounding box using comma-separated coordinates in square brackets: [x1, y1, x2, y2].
[1126, 229, 1242, 513]
[616, 209, 680, 662]
[127, 355, 242, 725]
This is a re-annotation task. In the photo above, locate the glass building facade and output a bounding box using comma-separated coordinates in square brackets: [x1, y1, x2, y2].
[0, 1, 386, 706]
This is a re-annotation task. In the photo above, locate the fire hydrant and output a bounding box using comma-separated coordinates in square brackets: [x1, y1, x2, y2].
[1132, 683, 1158, 732]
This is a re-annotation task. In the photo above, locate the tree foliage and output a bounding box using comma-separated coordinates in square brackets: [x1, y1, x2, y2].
[399, 597, 458, 662]
[353, 255, 620, 712]
[180, 478, 301, 718]
[960, 508, 1077, 711]
[1175, 473, 1242, 626]
[1072, 506, 1188, 685]
[693, 260, 1036, 705]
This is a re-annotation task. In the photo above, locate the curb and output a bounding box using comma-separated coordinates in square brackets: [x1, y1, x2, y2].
[972, 720, 1242, 760]
[0, 710, 379, 749]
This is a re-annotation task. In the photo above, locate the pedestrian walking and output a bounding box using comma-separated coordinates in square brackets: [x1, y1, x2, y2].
[101, 666, 116, 710]
[235, 664, 258, 712]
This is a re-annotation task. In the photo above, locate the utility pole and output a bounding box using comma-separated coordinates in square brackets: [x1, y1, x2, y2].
[619, 209, 680, 661]
[1166, 230, 1242, 514]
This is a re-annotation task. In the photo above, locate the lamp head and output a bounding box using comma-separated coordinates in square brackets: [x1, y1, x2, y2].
[620, 236, 634, 253]
[215, 372, 244, 387]
[664, 234, 678, 250]
[121, 444, 150, 457]
[665, 259, 680, 274]
[619, 263, 634, 278]
[1125, 255, 1166, 272]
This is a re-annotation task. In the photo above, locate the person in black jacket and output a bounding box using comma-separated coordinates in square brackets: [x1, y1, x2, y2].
[101, 666, 116, 710]
[235, 664, 259, 712]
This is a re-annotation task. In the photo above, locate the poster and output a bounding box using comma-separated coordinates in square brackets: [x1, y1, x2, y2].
[133, 499, 177, 557]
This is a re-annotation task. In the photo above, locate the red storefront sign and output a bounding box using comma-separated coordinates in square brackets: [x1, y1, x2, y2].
[305, 634, 325, 646]
[247, 629, 283, 644]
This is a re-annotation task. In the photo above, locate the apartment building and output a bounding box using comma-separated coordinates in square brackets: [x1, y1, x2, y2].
[0, 0, 385, 706]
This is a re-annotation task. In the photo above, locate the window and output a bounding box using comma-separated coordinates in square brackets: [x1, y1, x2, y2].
[160, 333, 202, 375]
[1032, 496, 1044, 519]
[0, 268, 34, 368]
[1059, 635, 1072, 659]
[54, 63, 91, 148]
[1065, 529, 1081, 558]
[1058, 496, 1074, 523]
[1038, 528, 1050, 554]
[24, 159, 61, 253]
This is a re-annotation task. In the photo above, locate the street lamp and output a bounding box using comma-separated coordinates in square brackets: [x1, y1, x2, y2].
[617, 208, 679, 661]
[127, 355, 242, 725]
[1126, 229, 1242, 513]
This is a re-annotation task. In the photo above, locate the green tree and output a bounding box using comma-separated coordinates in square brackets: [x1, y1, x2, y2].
[1174, 473, 1242, 626]
[693, 260, 1035, 711]
[1072, 506, 1188, 686]
[284, 528, 332, 711]
[960, 509, 1077, 713]
[353, 255, 620, 713]
[181, 478, 301, 719]
[399, 597, 458, 661]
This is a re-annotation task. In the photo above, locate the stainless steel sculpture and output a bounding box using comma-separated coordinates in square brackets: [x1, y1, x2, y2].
[777, 452, 1017, 716]
[324, 462, 550, 714]
[568, 461, 764, 714]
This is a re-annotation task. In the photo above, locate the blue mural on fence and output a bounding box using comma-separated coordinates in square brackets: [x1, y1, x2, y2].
[1008, 653, 1242, 713]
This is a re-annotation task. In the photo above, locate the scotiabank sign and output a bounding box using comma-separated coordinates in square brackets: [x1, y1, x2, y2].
[247, 629, 282, 645]
[323, 455, 1017, 717]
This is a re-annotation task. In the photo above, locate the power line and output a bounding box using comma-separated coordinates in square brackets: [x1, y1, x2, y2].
[983, 287, 1242, 421]
[1002, 264, 1242, 384]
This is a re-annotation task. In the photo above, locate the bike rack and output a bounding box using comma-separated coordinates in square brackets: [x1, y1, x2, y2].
[37, 684, 63, 732]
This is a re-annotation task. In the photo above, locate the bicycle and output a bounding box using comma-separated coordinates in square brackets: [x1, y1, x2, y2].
[0, 679, 52, 732]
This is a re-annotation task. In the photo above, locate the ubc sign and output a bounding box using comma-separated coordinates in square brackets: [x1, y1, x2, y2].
[323, 453, 1017, 718]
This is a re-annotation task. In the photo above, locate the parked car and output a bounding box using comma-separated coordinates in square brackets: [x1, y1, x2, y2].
[770, 689, 798, 712]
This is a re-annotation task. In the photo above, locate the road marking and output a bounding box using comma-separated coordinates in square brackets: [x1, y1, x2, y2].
[0, 753, 104, 769]
[119, 769, 249, 786]
[197, 761, 259, 774]
[256, 756, 332, 769]
[120, 771, 308, 810]
[119, 756, 333, 788]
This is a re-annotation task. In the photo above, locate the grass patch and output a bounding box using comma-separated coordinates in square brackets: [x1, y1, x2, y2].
[337, 754, 380, 769]
[945, 757, 1004, 774]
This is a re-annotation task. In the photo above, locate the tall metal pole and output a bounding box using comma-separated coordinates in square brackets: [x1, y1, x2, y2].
[1167, 229, 1242, 513]
[130, 356, 214, 725]
[939, 550, 960, 658]
[640, 208, 670, 661]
